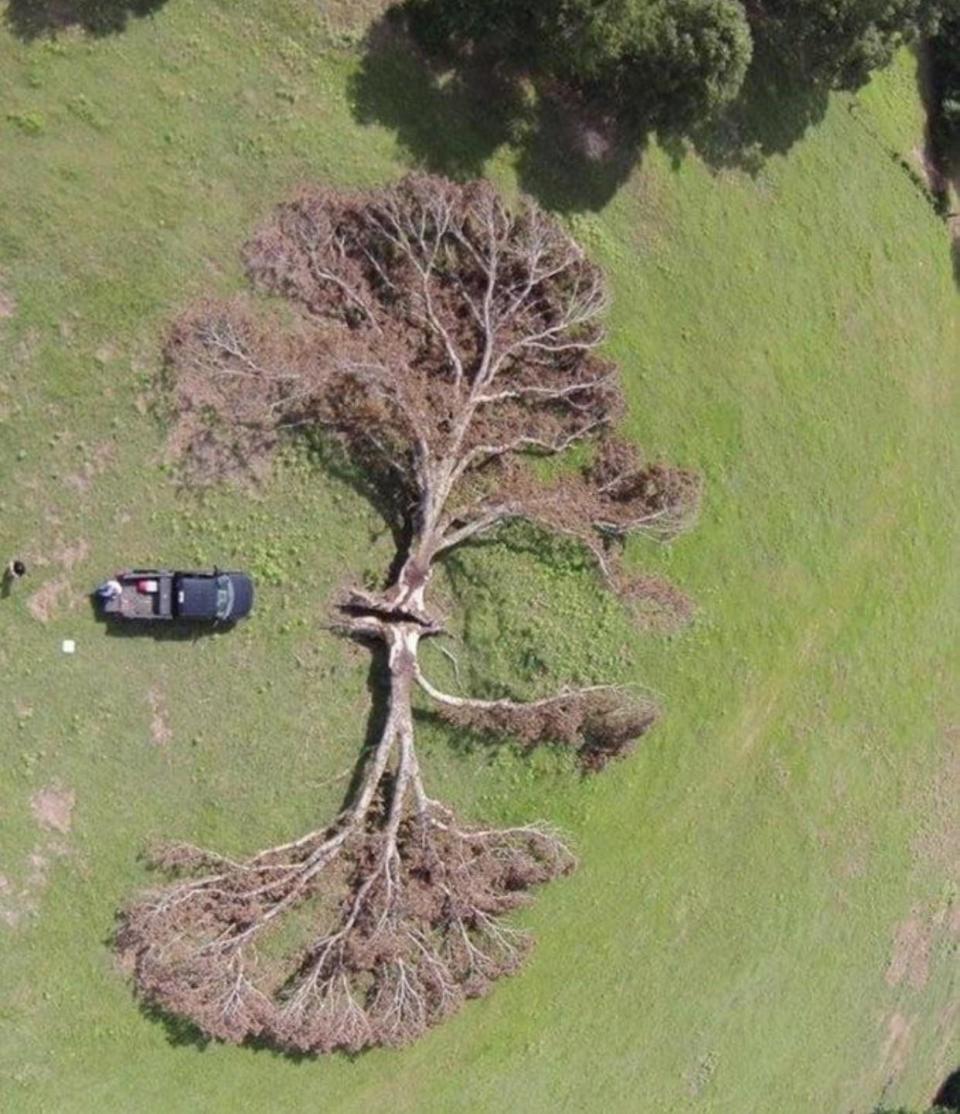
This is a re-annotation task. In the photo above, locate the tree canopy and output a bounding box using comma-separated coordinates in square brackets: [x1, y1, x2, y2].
[404, 0, 753, 130]
[399, 0, 953, 136]
[929, 7, 960, 149]
[753, 0, 945, 90]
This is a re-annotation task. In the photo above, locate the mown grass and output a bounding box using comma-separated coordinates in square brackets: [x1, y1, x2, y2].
[0, 3, 958, 1112]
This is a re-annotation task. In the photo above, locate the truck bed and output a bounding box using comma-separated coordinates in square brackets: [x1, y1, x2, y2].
[101, 575, 173, 619]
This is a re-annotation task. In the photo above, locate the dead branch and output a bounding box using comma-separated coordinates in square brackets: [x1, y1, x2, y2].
[415, 664, 659, 771]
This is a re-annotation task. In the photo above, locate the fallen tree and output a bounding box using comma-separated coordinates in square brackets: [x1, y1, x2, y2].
[118, 175, 701, 1052]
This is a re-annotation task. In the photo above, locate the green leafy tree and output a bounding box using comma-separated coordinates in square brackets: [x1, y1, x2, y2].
[929, 8, 960, 147]
[402, 0, 753, 130]
[750, 0, 944, 90]
[551, 0, 754, 129]
[399, 0, 953, 132]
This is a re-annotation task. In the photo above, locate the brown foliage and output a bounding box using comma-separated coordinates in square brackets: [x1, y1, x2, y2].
[118, 809, 573, 1052]
[168, 176, 616, 496]
[435, 687, 659, 771]
[586, 437, 702, 541]
[163, 300, 328, 484]
[617, 572, 696, 631]
[456, 436, 701, 561]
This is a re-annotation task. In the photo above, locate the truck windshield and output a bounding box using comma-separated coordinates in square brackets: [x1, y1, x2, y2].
[215, 576, 234, 620]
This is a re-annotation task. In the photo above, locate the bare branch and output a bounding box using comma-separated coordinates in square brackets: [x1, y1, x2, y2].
[414, 664, 660, 772]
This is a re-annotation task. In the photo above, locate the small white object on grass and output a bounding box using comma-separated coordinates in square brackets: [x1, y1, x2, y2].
[62, 639, 76, 655]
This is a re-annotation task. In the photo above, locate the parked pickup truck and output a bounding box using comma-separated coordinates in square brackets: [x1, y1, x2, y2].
[95, 569, 254, 623]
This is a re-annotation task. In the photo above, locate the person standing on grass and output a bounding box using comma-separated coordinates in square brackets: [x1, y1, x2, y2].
[2, 559, 26, 596]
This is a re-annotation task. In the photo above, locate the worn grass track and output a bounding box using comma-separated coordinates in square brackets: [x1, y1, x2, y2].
[0, 3, 957, 1111]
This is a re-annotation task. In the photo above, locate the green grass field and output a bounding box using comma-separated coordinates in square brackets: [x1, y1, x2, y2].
[1, 3, 958, 1112]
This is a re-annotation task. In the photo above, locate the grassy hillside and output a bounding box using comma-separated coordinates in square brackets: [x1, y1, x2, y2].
[0, 3, 957, 1112]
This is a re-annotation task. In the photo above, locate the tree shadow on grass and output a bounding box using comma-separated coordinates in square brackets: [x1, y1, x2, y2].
[348, 17, 525, 183]
[137, 1000, 212, 1051]
[443, 522, 599, 591]
[513, 96, 645, 213]
[914, 42, 960, 291]
[3, 0, 168, 40]
[302, 432, 413, 587]
[135, 996, 363, 1062]
[950, 230, 960, 291]
[89, 594, 235, 642]
[424, 528, 601, 713]
[348, 16, 645, 212]
[676, 49, 830, 176]
[349, 16, 833, 212]
[933, 1067, 960, 1109]
[336, 640, 394, 814]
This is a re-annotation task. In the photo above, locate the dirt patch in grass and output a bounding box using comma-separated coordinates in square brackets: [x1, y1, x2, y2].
[621, 573, 696, 632]
[54, 537, 89, 572]
[912, 725, 960, 877]
[885, 912, 932, 989]
[1, 784, 76, 930]
[13, 327, 39, 370]
[63, 440, 115, 494]
[148, 687, 172, 746]
[322, 0, 391, 32]
[0, 874, 17, 927]
[26, 577, 70, 623]
[935, 1000, 960, 1080]
[687, 1049, 720, 1097]
[837, 829, 870, 880]
[885, 735, 960, 995]
[30, 786, 75, 834]
[64, 472, 92, 494]
[27, 850, 50, 888]
[0, 842, 70, 930]
[879, 1010, 916, 1080]
[0, 281, 15, 320]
